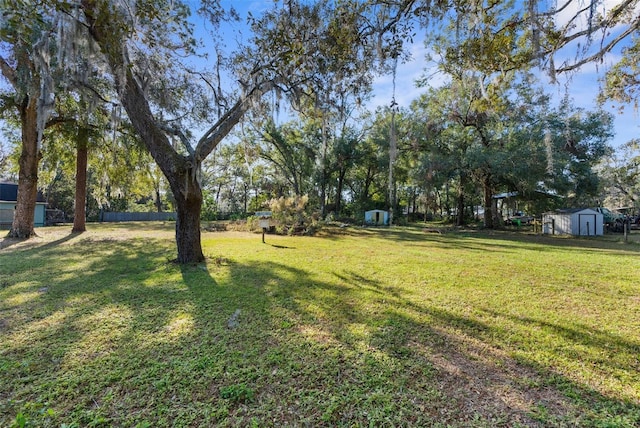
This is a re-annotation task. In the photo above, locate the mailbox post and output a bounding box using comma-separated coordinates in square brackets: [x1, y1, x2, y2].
[256, 211, 272, 243]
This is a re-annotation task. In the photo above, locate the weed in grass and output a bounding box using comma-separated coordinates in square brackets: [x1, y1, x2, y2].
[219, 383, 255, 403]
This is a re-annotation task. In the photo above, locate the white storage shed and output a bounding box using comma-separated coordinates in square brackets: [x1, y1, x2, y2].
[542, 208, 603, 236]
[364, 209, 389, 225]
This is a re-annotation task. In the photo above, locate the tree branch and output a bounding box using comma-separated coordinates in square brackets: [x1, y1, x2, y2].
[158, 123, 195, 158]
[0, 55, 18, 88]
[554, 14, 640, 74]
[195, 80, 275, 162]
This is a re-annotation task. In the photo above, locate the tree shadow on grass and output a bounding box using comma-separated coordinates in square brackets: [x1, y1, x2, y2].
[0, 230, 83, 252]
[223, 257, 640, 426]
[350, 225, 640, 258]
[1, 233, 639, 427]
[0, 237, 221, 425]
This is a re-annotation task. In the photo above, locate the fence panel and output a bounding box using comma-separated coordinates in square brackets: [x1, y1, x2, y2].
[102, 212, 176, 222]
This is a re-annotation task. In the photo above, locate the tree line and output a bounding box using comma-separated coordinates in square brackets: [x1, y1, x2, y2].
[1, 0, 639, 262]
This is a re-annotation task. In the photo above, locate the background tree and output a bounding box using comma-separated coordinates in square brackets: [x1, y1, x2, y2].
[258, 121, 316, 198]
[597, 139, 640, 209]
[600, 36, 640, 109]
[0, 2, 57, 237]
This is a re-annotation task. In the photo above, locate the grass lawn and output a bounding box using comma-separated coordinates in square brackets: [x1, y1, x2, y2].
[1, 222, 639, 427]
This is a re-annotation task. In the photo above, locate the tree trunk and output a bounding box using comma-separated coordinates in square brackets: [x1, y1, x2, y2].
[456, 192, 465, 226]
[155, 187, 163, 212]
[9, 96, 39, 238]
[171, 174, 205, 264]
[456, 173, 467, 227]
[335, 168, 346, 216]
[72, 127, 89, 233]
[482, 175, 494, 229]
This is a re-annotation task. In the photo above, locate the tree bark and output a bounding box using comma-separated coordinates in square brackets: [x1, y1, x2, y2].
[456, 172, 467, 226]
[456, 192, 465, 226]
[72, 127, 89, 233]
[155, 188, 163, 213]
[482, 175, 494, 229]
[335, 167, 346, 215]
[9, 96, 39, 238]
[171, 176, 204, 263]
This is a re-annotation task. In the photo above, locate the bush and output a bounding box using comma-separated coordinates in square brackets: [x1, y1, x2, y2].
[268, 195, 320, 235]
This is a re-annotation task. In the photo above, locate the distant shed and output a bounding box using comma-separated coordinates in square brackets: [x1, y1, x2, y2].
[542, 208, 603, 236]
[364, 209, 389, 225]
[0, 183, 47, 229]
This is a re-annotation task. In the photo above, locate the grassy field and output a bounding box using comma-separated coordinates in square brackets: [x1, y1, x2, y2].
[1, 223, 639, 427]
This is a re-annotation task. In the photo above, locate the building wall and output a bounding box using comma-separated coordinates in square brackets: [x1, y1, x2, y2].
[0, 202, 13, 229]
[543, 210, 603, 236]
[0, 201, 47, 229]
[34, 204, 46, 227]
[364, 210, 389, 225]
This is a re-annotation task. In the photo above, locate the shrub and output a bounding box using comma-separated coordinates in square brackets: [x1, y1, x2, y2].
[268, 195, 319, 235]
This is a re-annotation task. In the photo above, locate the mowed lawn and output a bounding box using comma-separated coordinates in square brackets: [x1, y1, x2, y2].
[1, 223, 639, 427]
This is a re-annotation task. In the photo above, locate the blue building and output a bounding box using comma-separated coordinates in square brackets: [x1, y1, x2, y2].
[0, 183, 47, 229]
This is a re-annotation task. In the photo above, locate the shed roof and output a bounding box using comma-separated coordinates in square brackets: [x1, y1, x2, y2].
[545, 208, 599, 215]
[0, 183, 46, 202]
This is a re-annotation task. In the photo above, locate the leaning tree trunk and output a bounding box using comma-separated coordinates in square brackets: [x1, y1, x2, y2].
[83, 0, 270, 263]
[72, 127, 89, 233]
[9, 97, 39, 238]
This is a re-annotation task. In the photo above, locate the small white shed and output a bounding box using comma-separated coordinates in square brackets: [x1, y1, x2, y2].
[542, 208, 603, 236]
[364, 209, 389, 225]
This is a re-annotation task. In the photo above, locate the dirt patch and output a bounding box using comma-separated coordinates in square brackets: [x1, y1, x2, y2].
[411, 327, 578, 426]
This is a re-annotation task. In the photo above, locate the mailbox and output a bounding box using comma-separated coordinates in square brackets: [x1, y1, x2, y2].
[259, 218, 270, 229]
[256, 211, 272, 227]
[255, 211, 272, 243]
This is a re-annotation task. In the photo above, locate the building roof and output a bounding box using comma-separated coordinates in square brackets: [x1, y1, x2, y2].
[545, 208, 600, 215]
[0, 183, 46, 203]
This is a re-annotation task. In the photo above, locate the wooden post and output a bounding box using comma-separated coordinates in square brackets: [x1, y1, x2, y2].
[257, 211, 271, 244]
[624, 219, 629, 243]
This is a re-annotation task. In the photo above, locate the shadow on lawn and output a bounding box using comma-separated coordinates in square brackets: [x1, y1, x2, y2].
[217, 257, 640, 426]
[337, 225, 640, 257]
[1, 234, 639, 427]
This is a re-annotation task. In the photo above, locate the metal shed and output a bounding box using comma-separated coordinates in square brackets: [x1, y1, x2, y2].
[0, 183, 47, 230]
[542, 208, 603, 236]
[364, 209, 389, 225]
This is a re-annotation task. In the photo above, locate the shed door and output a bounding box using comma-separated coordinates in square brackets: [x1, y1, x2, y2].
[578, 214, 596, 236]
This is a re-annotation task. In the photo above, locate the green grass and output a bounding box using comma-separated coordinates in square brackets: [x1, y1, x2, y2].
[1, 223, 639, 427]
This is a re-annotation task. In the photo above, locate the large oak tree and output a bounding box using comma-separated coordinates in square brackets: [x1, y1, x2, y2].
[76, 0, 416, 263]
